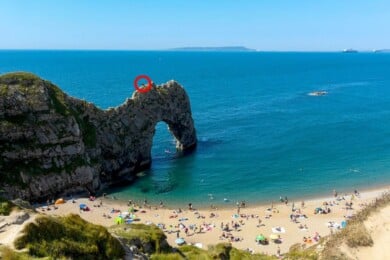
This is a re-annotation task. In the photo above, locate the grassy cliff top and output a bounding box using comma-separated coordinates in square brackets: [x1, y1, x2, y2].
[0, 72, 43, 86]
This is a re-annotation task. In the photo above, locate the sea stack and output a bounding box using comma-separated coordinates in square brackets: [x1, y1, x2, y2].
[0, 72, 197, 201]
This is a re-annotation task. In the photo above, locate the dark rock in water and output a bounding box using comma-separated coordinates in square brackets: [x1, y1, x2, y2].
[0, 72, 197, 201]
[155, 182, 177, 194]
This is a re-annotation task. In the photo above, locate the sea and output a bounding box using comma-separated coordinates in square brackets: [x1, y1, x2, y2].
[1, 51, 390, 208]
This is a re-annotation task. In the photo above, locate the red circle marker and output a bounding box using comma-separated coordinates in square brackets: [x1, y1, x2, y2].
[134, 75, 153, 93]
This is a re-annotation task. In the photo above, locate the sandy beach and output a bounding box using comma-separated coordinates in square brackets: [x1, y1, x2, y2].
[37, 186, 390, 256]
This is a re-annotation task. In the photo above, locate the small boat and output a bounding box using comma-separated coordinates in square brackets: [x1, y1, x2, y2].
[342, 48, 358, 53]
[308, 91, 328, 96]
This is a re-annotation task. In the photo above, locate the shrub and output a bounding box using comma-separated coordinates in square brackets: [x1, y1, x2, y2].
[110, 223, 171, 254]
[284, 243, 319, 260]
[177, 244, 276, 260]
[151, 253, 184, 260]
[0, 246, 36, 260]
[342, 223, 373, 248]
[0, 197, 14, 216]
[14, 214, 124, 259]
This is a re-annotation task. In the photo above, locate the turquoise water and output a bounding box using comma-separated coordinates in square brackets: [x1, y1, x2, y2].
[1, 51, 390, 207]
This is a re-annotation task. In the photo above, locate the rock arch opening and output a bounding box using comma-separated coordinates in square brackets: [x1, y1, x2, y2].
[151, 122, 177, 160]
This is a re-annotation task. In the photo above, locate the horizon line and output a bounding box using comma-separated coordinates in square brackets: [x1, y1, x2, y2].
[0, 48, 384, 53]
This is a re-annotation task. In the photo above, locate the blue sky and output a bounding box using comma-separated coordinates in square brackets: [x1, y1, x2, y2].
[0, 0, 389, 51]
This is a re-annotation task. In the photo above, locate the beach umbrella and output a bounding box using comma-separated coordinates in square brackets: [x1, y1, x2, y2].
[256, 235, 266, 242]
[130, 214, 137, 219]
[175, 238, 185, 245]
[341, 220, 347, 228]
[55, 198, 65, 205]
[115, 216, 124, 224]
[79, 203, 87, 209]
[121, 212, 129, 217]
[269, 234, 279, 240]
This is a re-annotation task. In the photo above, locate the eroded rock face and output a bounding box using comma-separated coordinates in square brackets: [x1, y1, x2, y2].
[0, 72, 196, 200]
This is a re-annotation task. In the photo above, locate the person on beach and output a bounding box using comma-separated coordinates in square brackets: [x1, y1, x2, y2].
[301, 200, 305, 208]
[188, 203, 193, 210]
[257, 218, 262, 227]
[224, 223, 229, 231]
[159, 200, 164, 208]
[277, 246, 281, 257]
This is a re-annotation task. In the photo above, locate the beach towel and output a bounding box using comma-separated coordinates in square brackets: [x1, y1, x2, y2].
[272, 227, 286, 233]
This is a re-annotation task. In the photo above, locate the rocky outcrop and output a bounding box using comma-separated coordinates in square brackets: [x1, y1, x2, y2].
[0, 72, 196, 201]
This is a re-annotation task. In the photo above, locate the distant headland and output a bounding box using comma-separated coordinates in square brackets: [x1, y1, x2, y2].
[170, 46, 256, 52]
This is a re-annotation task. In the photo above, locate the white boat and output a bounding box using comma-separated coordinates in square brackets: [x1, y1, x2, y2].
[308, 91, 328, 96]
[342, 48, 358, 53]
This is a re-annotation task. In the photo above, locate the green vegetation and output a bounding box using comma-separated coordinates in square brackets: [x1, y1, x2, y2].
[284, 243, 319, 260]
[47, 82, 97, 148]
[0, 197, 15, 216]
[0, 84, 8, 96]
[156, 86, 169, 95]
[75, 114, 97, 148]
[151, 253, 183, 260]
[0, 154, 89, 188]
[0, 72, 41, 86]
[47, 83, 70, 117]
[0, 246, 42, 260]
[110, 223, 171, 254]
[151, 243, 277, 260]
[14, 214, 124, 260]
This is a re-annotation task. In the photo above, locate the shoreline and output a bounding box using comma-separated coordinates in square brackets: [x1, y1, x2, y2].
[36, 185, 390, 255]
[100, 183, 390, 211]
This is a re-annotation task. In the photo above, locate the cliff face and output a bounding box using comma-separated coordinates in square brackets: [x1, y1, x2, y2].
[0, 72, 196, 200]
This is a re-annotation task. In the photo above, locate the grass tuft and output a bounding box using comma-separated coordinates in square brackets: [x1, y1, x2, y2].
[0, 197, 15, 216]
[0, 246, 39, 260]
